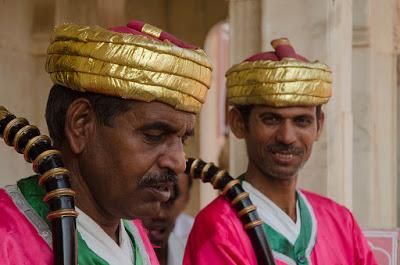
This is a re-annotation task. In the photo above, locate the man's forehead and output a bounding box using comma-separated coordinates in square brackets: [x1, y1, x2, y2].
[129, 101, 196, 128]
[254, 105, 317, 116]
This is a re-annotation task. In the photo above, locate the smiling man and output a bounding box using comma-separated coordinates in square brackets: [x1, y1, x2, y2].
[0, 20, 211, 265]
[184, 38, 377, 265]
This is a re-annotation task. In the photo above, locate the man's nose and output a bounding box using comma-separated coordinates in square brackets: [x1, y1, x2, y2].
[158, 139, 186, 175]
[276, 120, 297, 145]
[155, 209, 168, 219]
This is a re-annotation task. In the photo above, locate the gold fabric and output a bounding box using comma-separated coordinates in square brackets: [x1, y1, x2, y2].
[226, 59, 332, 107]
[142, 23, 162, 38]
[271, 38, 290, 49]
[46, 24, 212, 113]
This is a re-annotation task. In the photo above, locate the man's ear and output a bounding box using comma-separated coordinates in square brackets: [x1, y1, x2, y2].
[64, 98, 97, 154]
[316, 111, 325, 140]
[228, 107, 247, 139]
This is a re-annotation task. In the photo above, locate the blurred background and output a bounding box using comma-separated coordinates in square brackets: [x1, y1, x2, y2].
[0, 0, 399, 233]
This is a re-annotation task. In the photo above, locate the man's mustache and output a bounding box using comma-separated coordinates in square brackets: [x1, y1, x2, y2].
[266, 143, 304, 156]
[137, 172, 178, 188]
[146, 219, 168, 228]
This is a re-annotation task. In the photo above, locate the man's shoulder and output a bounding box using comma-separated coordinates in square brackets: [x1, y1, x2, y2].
[300, 189, 349, 209]
[192, 195, 246, 238]
[0, 186, 34, 234]
[0, 185, 34, 226]
[195, 195, 235, 222]
[0, 186, 17, 211]
[300, 189, 354, 221]
[0, 187, 53, 263]
[187, 195, 257, 264]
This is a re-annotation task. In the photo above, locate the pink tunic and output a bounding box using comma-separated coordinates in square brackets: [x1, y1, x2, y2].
[183, 190, 377, 265]
[0, 188, 159, 265]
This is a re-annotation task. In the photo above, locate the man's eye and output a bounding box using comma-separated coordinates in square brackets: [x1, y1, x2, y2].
[262, 116, 280, 125]
[295, 117, 312, 127]
[144, 132, 164, 142]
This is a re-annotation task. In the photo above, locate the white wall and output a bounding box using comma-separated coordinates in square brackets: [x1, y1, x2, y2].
[0, 1, 51, 185]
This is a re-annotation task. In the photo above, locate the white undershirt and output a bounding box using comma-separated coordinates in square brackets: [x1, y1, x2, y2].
[242, 181, 301, 245]
[76, 207, 135, 265]
[167, 213, 194, 265]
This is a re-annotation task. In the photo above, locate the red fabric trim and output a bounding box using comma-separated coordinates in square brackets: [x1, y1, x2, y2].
[244, 38, 309, 62]
[126, 20, 198, 49]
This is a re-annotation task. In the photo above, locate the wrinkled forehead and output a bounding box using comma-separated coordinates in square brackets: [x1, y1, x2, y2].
[128, 101, 196, 130]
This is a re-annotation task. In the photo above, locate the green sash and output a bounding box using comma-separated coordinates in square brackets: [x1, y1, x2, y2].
[262, 191, 316, 265]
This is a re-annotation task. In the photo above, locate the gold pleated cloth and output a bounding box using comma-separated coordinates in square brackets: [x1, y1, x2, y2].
[226, 59, 332, 107]
[45, 24, 212, 113]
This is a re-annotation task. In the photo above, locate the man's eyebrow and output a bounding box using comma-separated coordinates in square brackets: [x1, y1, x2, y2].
[259, 112, 283, 118]
[139, 121, 195, 136]
[139, 121, 177, 133]
[259, 112, 315, 120]
[293, 114, 315, 119]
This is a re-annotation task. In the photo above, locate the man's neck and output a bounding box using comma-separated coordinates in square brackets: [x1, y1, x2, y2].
[154, 245, 168, 265]
[62, 150, 121, 243]
[245, 165, 298, 222]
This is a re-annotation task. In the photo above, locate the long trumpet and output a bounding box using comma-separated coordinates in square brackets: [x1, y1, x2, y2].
[186, 158, 276, 265]
[0, 106, 77, 265]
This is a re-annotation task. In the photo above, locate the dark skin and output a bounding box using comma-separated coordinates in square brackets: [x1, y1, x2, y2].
[142, 173, 190, 265]
[229, 105, 324, 222]
[60, 99, 195, 243]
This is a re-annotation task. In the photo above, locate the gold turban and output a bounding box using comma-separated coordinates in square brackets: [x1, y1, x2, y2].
[226, 38, 332, 107]
[45, 22, 212, 113]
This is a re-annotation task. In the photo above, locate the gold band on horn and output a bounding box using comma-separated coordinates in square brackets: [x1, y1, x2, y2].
[238, 205, 257, 217]
[43, 188, 76, 202]
[39, 167, 70, 186]
[221, 179, 240, 196]
[47, 209, 78, 220]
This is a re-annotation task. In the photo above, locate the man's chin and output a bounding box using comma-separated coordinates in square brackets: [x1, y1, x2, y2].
[264, 168, 299, 180]
[260, 161, 300, 177]
[152, 239, 167, 248]
[149, 230, 169, 246]
[124, 202, 162, 219]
